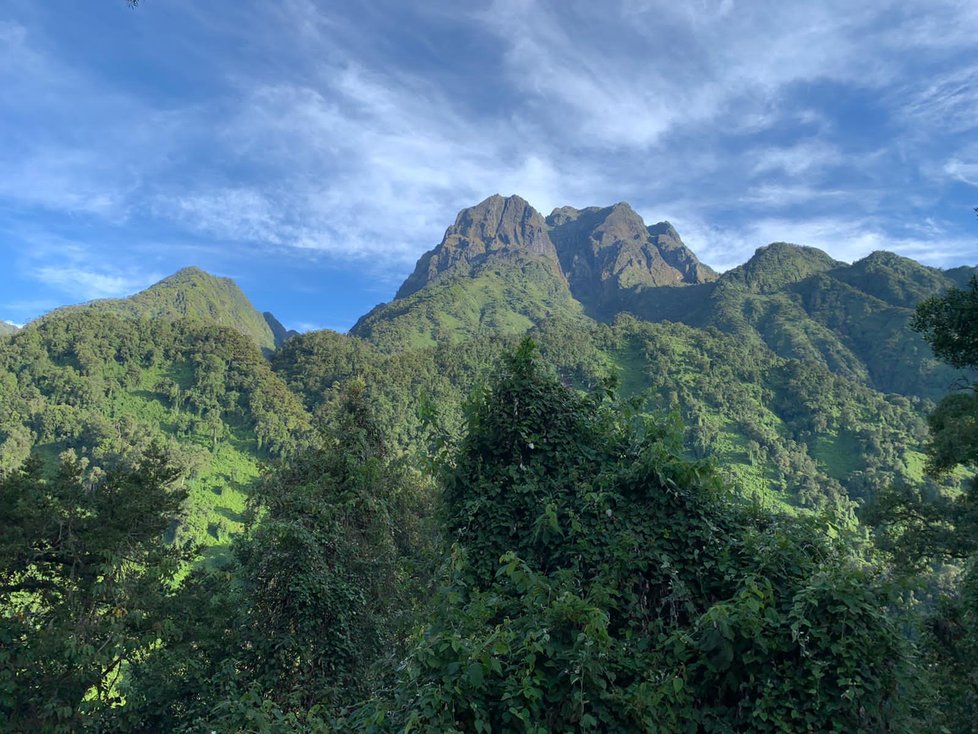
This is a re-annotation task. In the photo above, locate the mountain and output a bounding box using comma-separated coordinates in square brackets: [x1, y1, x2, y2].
[719, 242, 843, 294]
[335, 195, 977, 509]
[353, 194, 717, 346]
[0, 307, 310, 554]
[353, 195, 975, 402]
[46, 267, 286, 352]
[547, 202, 716, 317]
[0, 321, 19, 336]
[263, 311, 299, 346]
[3, 195, 974, 517]
[353, 195, 582, 350]
[395, 194, 564, 299]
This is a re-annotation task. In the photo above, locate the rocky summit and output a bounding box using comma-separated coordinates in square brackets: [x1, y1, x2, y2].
[393, 194, 717, 318]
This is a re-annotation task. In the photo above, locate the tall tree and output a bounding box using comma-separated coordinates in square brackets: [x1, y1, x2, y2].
[380, 339, 913, 733]
[0, 447, 188, 733]
[870, 275, 978, 731]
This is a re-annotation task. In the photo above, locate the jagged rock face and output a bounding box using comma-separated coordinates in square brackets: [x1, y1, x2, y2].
[546, 203, 716, 314]
[392, 195, 718, 318]
[647, 221, 718, 284]
[395, 194, 562, 299]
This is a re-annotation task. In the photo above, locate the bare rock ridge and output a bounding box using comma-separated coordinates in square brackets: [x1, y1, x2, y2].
[395, 194, 718, 310]
[546, 202, 717, 314]
[395, 194, 562, 299]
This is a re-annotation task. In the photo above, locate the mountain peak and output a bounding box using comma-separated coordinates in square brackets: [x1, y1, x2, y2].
[45, 267, 283, 352]
[395, 194, 561, 299]
[833, 249, 957, 308]
[721, 242, 842, 293]
[545, 202, 717, 317]
[647, 220, 680, 239]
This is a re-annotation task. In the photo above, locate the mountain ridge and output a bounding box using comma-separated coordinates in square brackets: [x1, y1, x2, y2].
[396, 194, 717, 300]
[39, 266, 290, 353]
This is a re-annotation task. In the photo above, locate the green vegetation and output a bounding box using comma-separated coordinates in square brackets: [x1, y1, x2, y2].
[1, 196, 976, 731]
[48, 267, 283, 352]
[0, 310, 309, 551]
[0, 448, 189, 732]
[867, 276, 978, 732]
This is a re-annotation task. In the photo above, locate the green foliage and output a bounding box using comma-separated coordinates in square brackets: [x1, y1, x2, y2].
[868, 273, 978, 733]
[0, 447, 188, 733]
[48, 266, 281, 352]
[0, 311, 310, 551]
[380, 339, 913, 733]
[911, 275, 978, 371]
[351, 256, 584, 352]
[122, 382, 436, 732]
[2, 246, 975, 731]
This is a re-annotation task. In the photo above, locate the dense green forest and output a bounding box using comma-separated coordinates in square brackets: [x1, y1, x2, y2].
[1, 196, 976, 732]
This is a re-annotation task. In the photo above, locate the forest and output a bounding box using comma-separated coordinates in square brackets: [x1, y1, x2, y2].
[1, 206, 977, 731]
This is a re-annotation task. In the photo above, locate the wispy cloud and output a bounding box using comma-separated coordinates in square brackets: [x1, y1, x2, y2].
[1, 0, 977, 326]
[30, 265, 160, 301]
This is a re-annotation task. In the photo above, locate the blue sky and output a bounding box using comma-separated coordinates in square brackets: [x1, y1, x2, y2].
[1, 0, 977, 331]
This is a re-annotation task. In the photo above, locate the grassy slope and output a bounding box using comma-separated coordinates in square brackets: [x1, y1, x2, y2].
[351, 255, 585, 351]
[0, 312, 307, 558]
[49, 267, 278, 352]
[612, 246, 975, 401]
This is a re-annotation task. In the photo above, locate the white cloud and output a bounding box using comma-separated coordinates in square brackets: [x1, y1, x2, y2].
[2, 0, 978, 298]
[944, 157, 978, 186]
[750, 142, 843, 178]
[658, 212, 978, 273]
[29, 265, 161, 302]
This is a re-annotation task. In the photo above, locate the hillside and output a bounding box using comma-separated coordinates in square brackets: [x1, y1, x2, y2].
[0, 322, 18, 337]
[46, 267, 285, 352]
[0, 310, 310, 555]
[353, 195, 715, 347]
[353, 196, 584, 349]
[335, 196, 974, 508]
[2, 199, 972, 517]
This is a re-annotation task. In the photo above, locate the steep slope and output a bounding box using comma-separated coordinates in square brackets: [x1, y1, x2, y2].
[0, 310, 310, 555]
[353, 195, 582, 350]
[395, 194, 563, 299]
[830, 250, 962, 308]
[353, 256, 583, 351]
[720, 242, 844, 293]
[547, 203, 716, 317]
[354, 195, 974, 401]
[628, 243, 976, 400]
[48, 267, 283, 352]
[263, 311, 299, 346]
[354, 195, 721, 349]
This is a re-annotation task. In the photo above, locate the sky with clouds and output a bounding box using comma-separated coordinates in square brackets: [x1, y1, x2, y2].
[1, 0, 977, 331]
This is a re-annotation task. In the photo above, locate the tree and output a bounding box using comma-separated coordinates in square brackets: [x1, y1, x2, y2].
[123, 381, 436, 732]
[380, 339, 913, 732]
[0, 447, 188, 733]
[869, 275, 978, 731]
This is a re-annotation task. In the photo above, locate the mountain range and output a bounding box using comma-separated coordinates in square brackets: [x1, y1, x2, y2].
[1, 193, 974, 549]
